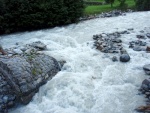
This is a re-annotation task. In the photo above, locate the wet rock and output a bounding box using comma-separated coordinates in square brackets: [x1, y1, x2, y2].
[133, 46, 143, 51]
[0, 42, 60, 112]
[13, 49, 23, 54]
[146, 33, 150, 38]
[120, 54, 130, 62]
[29, 41, 46, 50]
[136, 34, 145, 39]
[146, 46, 150, 52]
[143, 64, 150, 75]
[136, 105, 150, 112]
[112, 39, 122, 43]
[112, 56, 118, 62]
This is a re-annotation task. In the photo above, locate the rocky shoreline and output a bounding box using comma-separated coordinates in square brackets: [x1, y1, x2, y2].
[80, 9, 134, 21]
[0, 41, 62, 113]
[92, 27, 150, 112]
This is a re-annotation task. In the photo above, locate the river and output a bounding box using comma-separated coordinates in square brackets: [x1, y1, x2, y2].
[1, 11, 150, 113]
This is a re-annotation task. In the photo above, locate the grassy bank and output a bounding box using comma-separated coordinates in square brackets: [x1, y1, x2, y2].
[84, 0, 135, 15]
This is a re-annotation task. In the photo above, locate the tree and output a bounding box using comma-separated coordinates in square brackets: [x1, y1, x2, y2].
[118, 0, 127, 9]
[105, 0, 115, 7]
[136, 0, 150, 11]
[0, 0, 84, 35]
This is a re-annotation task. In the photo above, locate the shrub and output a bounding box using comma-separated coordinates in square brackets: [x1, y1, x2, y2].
[0, 0, 84, 35]
[136, 0, 150, 11]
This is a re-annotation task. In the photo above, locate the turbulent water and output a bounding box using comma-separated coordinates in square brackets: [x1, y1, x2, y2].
[1, 11, 150, 113]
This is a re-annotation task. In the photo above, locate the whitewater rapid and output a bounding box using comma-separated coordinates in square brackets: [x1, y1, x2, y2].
[1, 11, 150, 113]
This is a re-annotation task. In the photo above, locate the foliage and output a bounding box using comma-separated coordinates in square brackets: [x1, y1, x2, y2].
[118, 0, 128, 9]
[0, 0, 84, 35]
[84, 0, 135, 15]
[135, 0, 150, 11]
[105, 0, 115, 7]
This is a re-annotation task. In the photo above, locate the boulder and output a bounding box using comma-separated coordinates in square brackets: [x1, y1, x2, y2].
[0, 53, 60, 112]
[120, 54, 130, 62]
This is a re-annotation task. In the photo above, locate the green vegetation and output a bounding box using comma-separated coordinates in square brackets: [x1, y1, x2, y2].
[0, 0, 84, 35]
[84, 0, 135, 15]
[136, 0, 150, 11]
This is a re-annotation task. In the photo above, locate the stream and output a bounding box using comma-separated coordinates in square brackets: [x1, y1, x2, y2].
[1, 11, 150, 113]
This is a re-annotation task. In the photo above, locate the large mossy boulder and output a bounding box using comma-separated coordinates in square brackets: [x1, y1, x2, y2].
[0, 53, 60, 112]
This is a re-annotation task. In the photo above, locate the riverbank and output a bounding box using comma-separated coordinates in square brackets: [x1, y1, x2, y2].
[0, 11, 149, 113]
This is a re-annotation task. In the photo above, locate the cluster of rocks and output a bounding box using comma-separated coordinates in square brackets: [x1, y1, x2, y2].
[129, 33, 150, 52]
[136, 64, 150, 112]
[93, 30, 131, 62]
[80, 9, 134, 21]
[3, 41, 47, 56]
[0, 41, 61, 113]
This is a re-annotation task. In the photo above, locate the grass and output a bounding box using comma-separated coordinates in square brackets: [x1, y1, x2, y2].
[84, 0, 135, 15]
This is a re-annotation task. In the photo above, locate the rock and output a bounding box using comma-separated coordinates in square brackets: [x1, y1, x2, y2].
[120, 49, 127, 54]
[120, 54, 130, 62]
[136, 34, 145, 39]
[0, 53, 60, 111]
[143, 64, 150, 75]
[29, 41, 46, 50]
[146, 33, 150, 38]
[136, 105, 150, 112]
[112, 39, 122, 43]
[112, 56, 118, 62]
[133, 46, 143, 51]
[13, 49, 23, 54]
[146, 46, 150, 52]
[141, 79, 150, 90]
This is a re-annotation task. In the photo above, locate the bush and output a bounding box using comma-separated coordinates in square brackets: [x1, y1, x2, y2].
[0, 0, 84, 35]
[136, 0, 150, 11]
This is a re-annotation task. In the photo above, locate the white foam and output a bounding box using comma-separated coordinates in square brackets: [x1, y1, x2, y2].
[1, 11, 150, 113]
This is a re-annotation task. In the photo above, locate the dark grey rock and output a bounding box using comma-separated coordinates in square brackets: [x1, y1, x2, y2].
[143, 64, 150, 75]
[0, 53, 60, 111]
[112, 39, 122, 43]
[120, 54, 130, 62]
[112, 56, 118, 62]
[136, 34, 145, 39]
[146, 33, 150, 38]
[29, 41, 46, 50]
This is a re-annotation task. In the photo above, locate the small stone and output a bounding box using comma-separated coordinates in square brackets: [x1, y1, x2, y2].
[143, 64, 150, 71]
[133, 46, 143, 51]
[146, 46, 150, 52]
[136, 34, 145, 39]
[30, 41, 47, 50]
[112, 39, 122, 43]
[120, 49, 127, 54]
[120, 54, 130, 62]
[146, 33, 150, 38]
[112, 56, 118, 62]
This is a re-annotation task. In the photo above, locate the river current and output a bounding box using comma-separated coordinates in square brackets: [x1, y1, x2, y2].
[1, 11, 150, 113]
